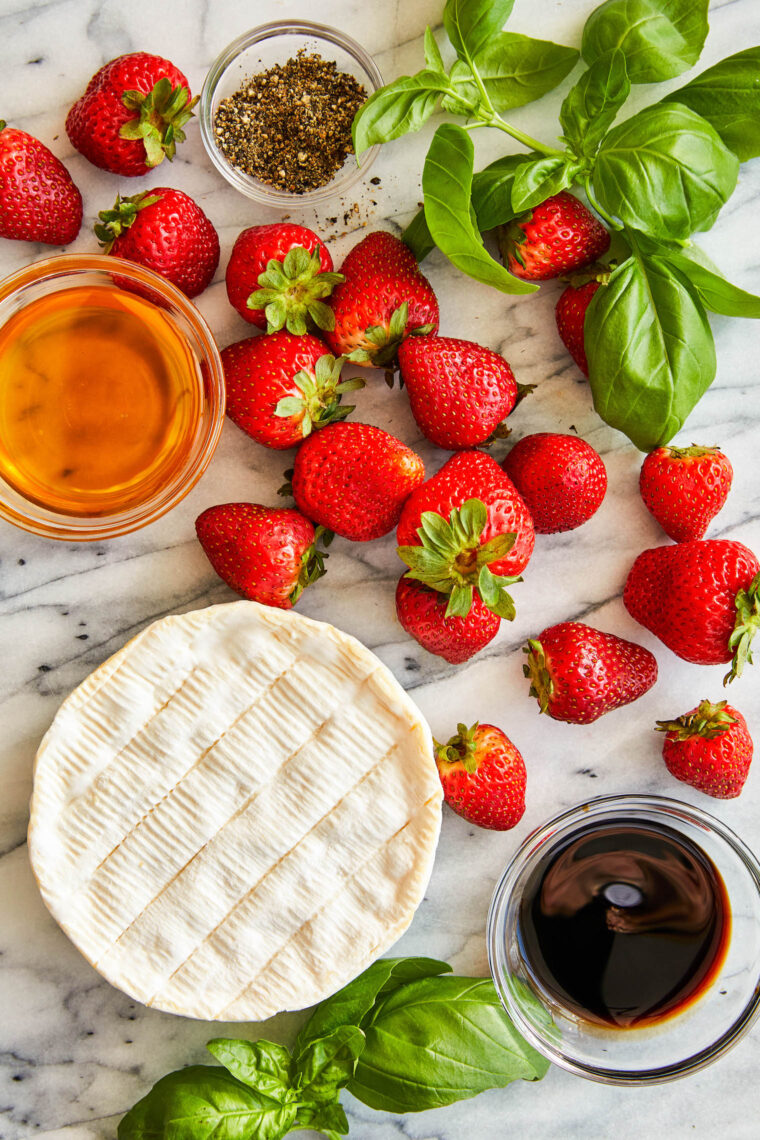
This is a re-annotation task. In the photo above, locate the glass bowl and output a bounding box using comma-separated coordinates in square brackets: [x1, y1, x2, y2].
[199, 21, 383, 207]
[0, 254, 225, 541]
[488, 794, 760, 1085]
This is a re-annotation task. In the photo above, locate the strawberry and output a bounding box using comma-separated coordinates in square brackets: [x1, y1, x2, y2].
[523, 622, 658, 724]
[94, 188, 219, 298]
[66, 53, 197, 177]
[225, 223, 343, 335]
[498, 192, 610, 281]
[623, 540, 760, 682]
[397, 451, 534, 624]
[656, 699, 753, 799]
[395, 577, 500, 664]
[291, 421, 424, 541]
[324, 231, 439, 368]
[397, 335, 519, 449]
[502, 433, 607, 534]
[0, 122, 82, 245]
[555, 270, 613, 375]
[222, 332, 361, 450]
[435, 722, 526, 830]
[195, 503, 329, 608]
[639, 445, 733, 543]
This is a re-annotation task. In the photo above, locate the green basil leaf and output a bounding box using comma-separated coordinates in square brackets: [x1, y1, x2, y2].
[658, 249, 760, 319]
[352, 71, 453, 155]
[443, 0, 515, 61]
[403, 209, 436, 262]
[295, 1099, 350, 1137]
[117, 1065, 297, 1140]
[593, 103, 739, 240]
[348, 976, 549, 1113]
[471, 152, 539, 230]
[662, 47, 760, 162]
[582, 0, 709, 84]
[560, 49, 630, 159]
[585, 244, 716, 451]
[423, 124, 538, 295]
[424, 26, 446, 74]
[446, 32, 579, 113]
[510, 155, 582, 213]
[295, 957, 451, 1056]
[295, 1025, 365, 1104]
[206, 1039, 293, 1101]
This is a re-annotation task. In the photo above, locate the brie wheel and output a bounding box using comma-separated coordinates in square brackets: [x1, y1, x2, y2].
[29, 602, 442, 1021]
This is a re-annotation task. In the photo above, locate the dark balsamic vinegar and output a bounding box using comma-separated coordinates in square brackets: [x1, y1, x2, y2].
[518, 822, 730, 1029]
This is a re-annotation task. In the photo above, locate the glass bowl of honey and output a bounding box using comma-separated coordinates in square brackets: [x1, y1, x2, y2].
[0, 254, 224, 540]
[488, 795, 760, 1084]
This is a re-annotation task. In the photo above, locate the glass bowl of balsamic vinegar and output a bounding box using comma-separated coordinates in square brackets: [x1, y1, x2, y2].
[488, 795, 760, 1085]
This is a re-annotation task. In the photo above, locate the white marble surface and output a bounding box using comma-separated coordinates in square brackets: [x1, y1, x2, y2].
[2, 0, 760, 1136]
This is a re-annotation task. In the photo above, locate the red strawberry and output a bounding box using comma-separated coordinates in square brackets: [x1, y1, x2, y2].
[195, 503, 328, 608]
[222, 332, 361, 450]
[555, 281, 601, 376]
[398, 335, 519, 449]
[623, 540, 760, 682]
[291, 422, 424, 541]
[656, 699, 753, 799]
[94, 188, 219, 298]
[502, 433, 607, 534]
[324, 230, 439, 368]
[435, 722, 526, 830]
[499, 192, 610, 281]
[397, 451, 534, 626]
[395, 577, 500, 664]
[66, 53, 197, 177]
[639, 445, 733, 543]
[523, 622, 658, 724]
[0, 122, 82, 245]
[225, 223, 342, 335]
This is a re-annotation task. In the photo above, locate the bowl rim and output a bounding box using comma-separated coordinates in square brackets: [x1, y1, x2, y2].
[0, 252, 225, 542]
[487, 793, 760, 1086]
[199, 19, 383, 207]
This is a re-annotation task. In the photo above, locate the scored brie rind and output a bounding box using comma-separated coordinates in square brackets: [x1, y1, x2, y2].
[28, 601, 442, 1021]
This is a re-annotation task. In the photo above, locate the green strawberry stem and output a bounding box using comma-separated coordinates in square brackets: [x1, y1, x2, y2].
[664, 444, 720, 459]
[397, 498, 520, 619]
[290, 525, 332, 604]
[94, 191, 162, 250]
[248, 246, 345, 335]
[726, 571, 760, 684]
[434, 722, 480, 773]
[347, 302, 436, 369]
[274, 354, 363, 437]
[655, 699, 735, 741]
[522, 639, 553, 714]
[119, 77, 198, 168]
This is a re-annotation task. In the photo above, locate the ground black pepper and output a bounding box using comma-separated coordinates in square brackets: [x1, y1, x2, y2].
[214, 50, 368, 193]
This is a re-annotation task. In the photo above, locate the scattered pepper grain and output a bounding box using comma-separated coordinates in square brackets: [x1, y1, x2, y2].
[214, 50, 367, 193]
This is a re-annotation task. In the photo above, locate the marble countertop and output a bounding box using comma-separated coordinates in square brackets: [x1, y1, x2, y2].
[2, 0, 760, 1137]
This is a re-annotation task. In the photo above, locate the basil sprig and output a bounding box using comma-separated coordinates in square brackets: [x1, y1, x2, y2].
[117, 957, 549, 1138]
[362, 0, 760, 452]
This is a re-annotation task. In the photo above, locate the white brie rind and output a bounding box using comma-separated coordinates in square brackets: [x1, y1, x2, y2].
[28, 601, 442, 1021]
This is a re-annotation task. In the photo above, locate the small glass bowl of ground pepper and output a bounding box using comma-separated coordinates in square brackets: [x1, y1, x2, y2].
[200, 21, 383, 206]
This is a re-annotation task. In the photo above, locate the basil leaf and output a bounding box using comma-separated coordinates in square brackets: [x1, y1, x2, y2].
[446, 33, 579, 114]
[348, 976, 549, 1113]
[295, 956, 450, 1056]
[659, 249, 760, 319]
[117, 1065, 297, 1140]
[510, 155, 582, 213]
[443, 0, 515, 61]
[585, 245, 716, 451]
[424, 26, 446, 74]
[423, 124, 538, 295]
[295, 1099, 349, 1137]
[206, 1039, 293, 1102]
[352, 71, 454, 155]
[593, 103, 739, 240]
[471, 152, 539, 230]
[582, 0, 709, 84]
[560, 49, 630, 160]
[403, 209, 436, 262]
[296, 1025, 365, 1104]
[662, 47, 760, 163]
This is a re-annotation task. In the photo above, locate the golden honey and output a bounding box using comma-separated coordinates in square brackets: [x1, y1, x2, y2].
[0, 284, 203, 517]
